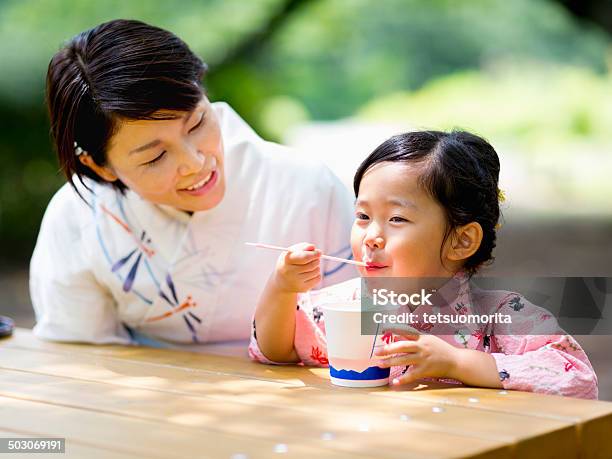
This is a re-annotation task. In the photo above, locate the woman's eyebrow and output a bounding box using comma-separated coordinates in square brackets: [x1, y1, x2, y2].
[129, 139, 162, 155]
[129, 109, 204, 154]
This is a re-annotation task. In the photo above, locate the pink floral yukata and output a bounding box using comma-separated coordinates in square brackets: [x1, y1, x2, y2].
[249, 274, 598, 399]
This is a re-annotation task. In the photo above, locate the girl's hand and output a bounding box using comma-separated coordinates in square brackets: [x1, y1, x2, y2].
[375, 331, 461, 385]
[271, 243, 322, 294]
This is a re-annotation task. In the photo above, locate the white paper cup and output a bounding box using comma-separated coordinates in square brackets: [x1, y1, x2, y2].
[322, 301, 390, 388]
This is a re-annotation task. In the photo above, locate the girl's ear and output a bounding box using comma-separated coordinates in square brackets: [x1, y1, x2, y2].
[79, 154, 119, 182]
[447, 222, 483, 262]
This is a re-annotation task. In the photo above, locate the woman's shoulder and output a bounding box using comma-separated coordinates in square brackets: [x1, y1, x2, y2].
[42, 182, 88, 226]
[33, 182, 100, 271]
[215, 101, 338, 182]
[212, 102, 261, 144]
[41, 180, 119, 234]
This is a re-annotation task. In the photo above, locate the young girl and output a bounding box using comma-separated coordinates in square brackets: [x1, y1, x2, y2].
[249, 130, 598, 399]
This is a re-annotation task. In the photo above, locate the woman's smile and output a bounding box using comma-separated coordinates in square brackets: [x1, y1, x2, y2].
[179, 168, 219, 196]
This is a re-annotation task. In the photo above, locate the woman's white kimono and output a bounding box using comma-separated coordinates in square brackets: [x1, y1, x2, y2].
[30, 102, 356, 345]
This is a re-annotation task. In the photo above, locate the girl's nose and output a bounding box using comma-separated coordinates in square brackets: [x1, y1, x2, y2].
[177, 143, 205, 176]
[364, 226, 385, 249]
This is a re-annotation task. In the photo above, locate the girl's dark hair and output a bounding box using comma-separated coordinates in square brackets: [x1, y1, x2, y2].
[353, 131, 501, 275]
[46, 19, 207, 194]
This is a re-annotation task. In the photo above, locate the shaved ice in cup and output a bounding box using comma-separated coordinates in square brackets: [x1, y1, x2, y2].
[322, 301, 390, 387]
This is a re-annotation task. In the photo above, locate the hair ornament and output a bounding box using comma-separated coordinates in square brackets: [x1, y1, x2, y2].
[74, 141, 86, 156]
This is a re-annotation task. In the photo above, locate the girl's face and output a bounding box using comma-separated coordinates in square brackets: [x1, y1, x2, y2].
[102, 96, 225, 212]
[351, 161, 457, 278]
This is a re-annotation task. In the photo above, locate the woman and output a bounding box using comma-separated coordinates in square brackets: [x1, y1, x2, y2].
[31, 19, 354, 345]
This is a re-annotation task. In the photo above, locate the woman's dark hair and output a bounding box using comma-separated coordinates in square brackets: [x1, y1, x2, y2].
[353, 130, 501, 275]
[46, 19, 207, 194]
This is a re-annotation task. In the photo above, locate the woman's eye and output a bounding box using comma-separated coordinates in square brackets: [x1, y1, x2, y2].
[143, 151, 166, 167]
[189, 114, 205, 133]
[356, 212, 369, 221]
[390, 216, 408, 223]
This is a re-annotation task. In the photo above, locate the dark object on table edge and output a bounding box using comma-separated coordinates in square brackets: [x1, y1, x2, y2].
[0, 315, 15, 338]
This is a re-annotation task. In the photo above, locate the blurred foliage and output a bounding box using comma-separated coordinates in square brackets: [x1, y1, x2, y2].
[215, 0, 610, 133]
[0, 0, 283, 103]
[359, 63, 612, 146]
[357, 63, 612, 213]
[0, 0, 610, 263]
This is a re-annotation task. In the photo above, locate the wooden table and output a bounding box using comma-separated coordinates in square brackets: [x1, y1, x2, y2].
[1, 328, 611, 459]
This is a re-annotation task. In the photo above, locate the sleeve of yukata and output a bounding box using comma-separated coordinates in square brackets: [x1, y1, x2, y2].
[490, 293, 598, 399]
[30, 194, 131, 345]
[317, 165, 359, 288]
[248, 279, 359, 366]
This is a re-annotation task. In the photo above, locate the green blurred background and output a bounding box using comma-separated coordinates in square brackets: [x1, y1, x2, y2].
[0, 0, 611, 265]
[0, 0, 611, 399]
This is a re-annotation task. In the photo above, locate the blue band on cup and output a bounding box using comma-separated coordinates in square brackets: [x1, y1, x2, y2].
[0, 316, 15, 338]
[329, 364, 390, 381]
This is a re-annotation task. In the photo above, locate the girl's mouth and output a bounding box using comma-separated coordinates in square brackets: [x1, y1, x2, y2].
[365, 262, 389, 272]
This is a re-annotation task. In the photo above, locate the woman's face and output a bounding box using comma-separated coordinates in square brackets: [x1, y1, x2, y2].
[102, 96, 225, 212]
[350, 162, 457, 278]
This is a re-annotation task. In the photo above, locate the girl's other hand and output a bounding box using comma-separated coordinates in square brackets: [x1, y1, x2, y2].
[271, 243, 322, 294]
[375, 331, 461, 385]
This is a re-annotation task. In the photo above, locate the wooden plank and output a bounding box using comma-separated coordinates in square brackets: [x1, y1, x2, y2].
[7, 331, 612, 423]
[377, 385, 612, 459]
[6, 328, 249, 356]
[0, 366, 515, 459]
[0, 396, 368, 459]
[377, 385, 612, 422]
[5, 329, 315, 386]
[5, 330, 612, 457]
[0, 349, 583, 459]
[0, 428, 143, 459]
[10, 329, 612, 421]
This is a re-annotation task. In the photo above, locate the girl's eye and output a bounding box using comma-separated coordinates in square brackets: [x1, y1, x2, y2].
[356, 212, 369, 221]
[143, 150, 166, 167]
[390, 216, 408, 223]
